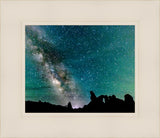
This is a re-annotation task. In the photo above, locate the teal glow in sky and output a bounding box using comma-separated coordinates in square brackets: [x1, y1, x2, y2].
[25, 25, 135, 107]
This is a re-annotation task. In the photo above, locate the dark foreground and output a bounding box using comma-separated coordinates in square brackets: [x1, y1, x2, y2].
[25, 91, 135, 113]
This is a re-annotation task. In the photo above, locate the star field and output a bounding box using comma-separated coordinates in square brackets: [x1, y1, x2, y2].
[25, 25, 135, 108]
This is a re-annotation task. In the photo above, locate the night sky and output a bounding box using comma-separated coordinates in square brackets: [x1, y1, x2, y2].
[25, 25, 135, 108]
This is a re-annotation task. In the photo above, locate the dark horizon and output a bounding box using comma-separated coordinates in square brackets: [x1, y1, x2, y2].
[25, 91, 135, 113]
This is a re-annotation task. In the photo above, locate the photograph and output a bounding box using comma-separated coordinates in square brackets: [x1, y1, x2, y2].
[1, 0, 160, 137]
[25, 25, 135, 113]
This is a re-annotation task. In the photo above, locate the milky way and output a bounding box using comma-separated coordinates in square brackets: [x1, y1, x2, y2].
[25, 25, 135, 108]
[25, 26, 87, 107]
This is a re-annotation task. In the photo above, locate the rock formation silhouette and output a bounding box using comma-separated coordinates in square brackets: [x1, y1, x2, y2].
[25, 91, 135, 113]
[67, 102, 73, 110]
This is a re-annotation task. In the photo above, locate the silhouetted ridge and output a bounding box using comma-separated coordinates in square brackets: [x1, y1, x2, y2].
[25, 91, 135, 113]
